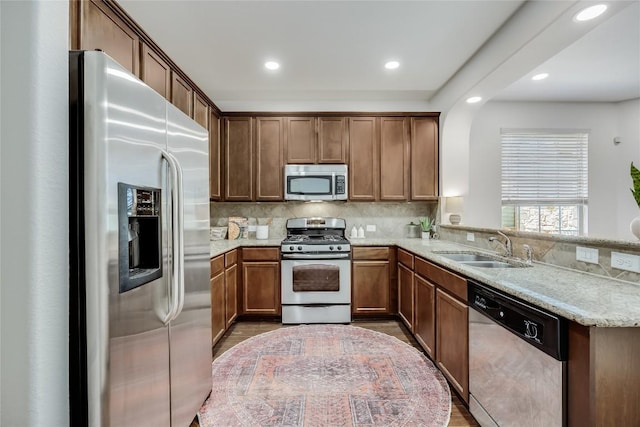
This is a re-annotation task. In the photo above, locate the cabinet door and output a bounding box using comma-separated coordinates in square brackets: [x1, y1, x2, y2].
[348, 117, 378, 201]
[380, 117, 409, 200]
[210, 271, 226, 345]
[352, 261, 389, 315]
[209, 111, 222, 200]
[414, 275, 436, 359]
[193, 92, 209, 130]
[436, 289, 469, 402]
[410, 117, 439, 200]
[140, 44, 171, 100]
[255, 117, 284, 201]
[171, 72, 193, 117]
[286, 117, 316, 164]
[318, 117, 347, 163]
[242, 262, 280, 315]
[397, 263, 414, 331]
[225, 264, 238, 327]
[224, 117, 253, 201]
[80, 0, 140, 76]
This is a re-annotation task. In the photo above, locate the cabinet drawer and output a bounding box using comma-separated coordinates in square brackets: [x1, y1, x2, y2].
[397, 249, 414, 269]
[225, 249, 238, 267]
[352, 246, 390, 260]
[210, 254, 224, 277]
[415, 257, 467, 302]
[242, 247, 280, 261]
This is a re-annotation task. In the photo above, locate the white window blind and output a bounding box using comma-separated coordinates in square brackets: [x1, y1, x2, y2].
[501, 129, 588, 205]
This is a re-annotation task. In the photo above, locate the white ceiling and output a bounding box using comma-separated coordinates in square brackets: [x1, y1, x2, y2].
[494, 1, 640, 102]
[118, 0, 640, 111]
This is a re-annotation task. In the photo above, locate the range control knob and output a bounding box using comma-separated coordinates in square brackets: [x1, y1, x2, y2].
[289, 246, 294, 251]
[337, 246, 342, 251]
[329, 246, 334, 250]
[297, 246, 302, 251]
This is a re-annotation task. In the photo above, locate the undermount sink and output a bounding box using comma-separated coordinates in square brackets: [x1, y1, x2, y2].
[435, 253, 496, 262]
[457, 260, 517, 269]
[434, 251, 528, 268]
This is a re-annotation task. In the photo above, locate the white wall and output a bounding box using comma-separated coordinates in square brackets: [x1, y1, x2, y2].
[466, 99, 640, 240]
[0, 1, 69, 425]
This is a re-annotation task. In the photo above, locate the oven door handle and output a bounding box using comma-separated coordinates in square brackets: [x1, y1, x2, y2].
[281, 253, 351, 260]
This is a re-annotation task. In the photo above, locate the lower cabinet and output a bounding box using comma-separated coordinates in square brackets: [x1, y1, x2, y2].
[435, 288, 468, 401]
[224, 250, 238, 327]
[397, 249, 415, 330]
[241, 247, 281, 316]
[351, 246, 394, 315]
[210, 255, 226, 344]
[210, 249, 238, 346]
[414, 274, 436, 359]
[398, 250, 469, 403]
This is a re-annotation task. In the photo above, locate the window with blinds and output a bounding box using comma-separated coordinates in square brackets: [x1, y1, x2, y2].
[500, 129, 588, 235]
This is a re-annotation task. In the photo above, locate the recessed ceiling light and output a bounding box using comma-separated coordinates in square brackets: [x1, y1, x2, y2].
[532, 73, 549, 81]
[575, 4, 607, 22]
[385, 61, 400, 70]
[466, 96, 482, 104]
[264, 61, 280, 70]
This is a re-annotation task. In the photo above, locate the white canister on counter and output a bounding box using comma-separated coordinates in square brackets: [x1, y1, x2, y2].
[256, 225, 269, 240]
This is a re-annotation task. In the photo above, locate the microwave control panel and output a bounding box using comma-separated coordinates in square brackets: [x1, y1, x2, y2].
[335, 175, 346, 194]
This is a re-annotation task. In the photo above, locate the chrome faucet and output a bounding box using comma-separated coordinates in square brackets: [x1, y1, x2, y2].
[488, 231, 512, 257]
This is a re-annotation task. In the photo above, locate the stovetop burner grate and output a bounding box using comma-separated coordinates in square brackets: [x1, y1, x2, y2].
[283, 234, 349, 244]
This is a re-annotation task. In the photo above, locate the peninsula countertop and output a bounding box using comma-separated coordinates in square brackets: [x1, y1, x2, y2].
[210, 237, 640, 328]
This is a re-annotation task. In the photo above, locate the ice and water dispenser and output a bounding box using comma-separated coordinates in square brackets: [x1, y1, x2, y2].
[118, 183, 162, 293]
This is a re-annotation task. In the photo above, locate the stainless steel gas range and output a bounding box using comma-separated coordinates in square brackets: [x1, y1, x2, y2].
[280, 217, 351, 324]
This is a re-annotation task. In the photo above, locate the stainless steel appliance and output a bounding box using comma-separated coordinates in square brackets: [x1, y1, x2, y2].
[284, 164, 348, 201]
[69, 51, 211, 427]
[281, 217, 351, 323]
[468, 281, 567, 427]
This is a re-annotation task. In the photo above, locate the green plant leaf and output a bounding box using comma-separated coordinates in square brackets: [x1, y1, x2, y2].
[631, 162, 640, 209]
[419, 217, 433, 231]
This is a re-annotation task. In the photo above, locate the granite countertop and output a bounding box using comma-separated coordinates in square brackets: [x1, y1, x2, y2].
[211, 237, 640, 328]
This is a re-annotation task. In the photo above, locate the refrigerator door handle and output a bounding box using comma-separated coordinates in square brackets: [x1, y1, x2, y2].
[161, 150, 183, 324]
[173, 153, 185, 318]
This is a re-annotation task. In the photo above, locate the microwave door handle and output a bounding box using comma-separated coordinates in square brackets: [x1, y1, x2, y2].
[161, 150, 181, 325]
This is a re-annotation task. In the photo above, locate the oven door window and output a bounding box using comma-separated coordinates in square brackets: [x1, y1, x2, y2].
[287, 175, 333, 195]
[292, 264, 339, 292]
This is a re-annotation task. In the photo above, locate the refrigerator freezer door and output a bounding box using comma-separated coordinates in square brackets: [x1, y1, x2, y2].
[82, 52, 172, 427]
[166, 103, 212, 427]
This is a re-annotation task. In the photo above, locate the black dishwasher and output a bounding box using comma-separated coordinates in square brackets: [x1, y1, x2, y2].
[468, 281, 567, 427]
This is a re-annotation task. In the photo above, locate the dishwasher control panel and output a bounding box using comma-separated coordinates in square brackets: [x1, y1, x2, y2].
[469, 281, 567, 361]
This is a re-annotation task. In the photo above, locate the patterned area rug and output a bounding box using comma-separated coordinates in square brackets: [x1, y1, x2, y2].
[199, 324, 451, 426]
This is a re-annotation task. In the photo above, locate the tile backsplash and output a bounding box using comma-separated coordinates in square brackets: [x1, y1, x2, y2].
[211, 201, 437, 239]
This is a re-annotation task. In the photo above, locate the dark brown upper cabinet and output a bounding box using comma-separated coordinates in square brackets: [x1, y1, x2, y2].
[410, 117, 439, 200]
[224, 117, 253, 201]
[348, 117, 379, 201]
[140, 44, 171, 100]
[171, 73, 193, 117]
[285, 117, 348, 164]
[255, 117, 285, 201]
[380, 117, 410, 201]
[79, 0, 140, 76]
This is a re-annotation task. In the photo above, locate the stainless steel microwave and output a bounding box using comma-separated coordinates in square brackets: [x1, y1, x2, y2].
[284, 164, 348, 201]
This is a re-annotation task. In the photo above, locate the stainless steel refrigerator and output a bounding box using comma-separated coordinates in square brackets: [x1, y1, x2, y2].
[69, 51, 211, 427]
